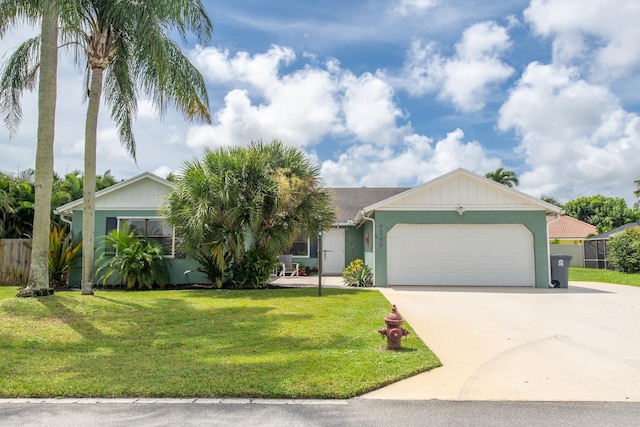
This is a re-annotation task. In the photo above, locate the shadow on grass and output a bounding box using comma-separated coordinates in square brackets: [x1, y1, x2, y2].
[177, 287, 369, 300]
[1, 288, 440, 398]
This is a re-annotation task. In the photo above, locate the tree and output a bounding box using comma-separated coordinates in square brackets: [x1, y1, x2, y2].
[164, 140, 337, 288]
[95, 170, 119, 191]
[0, 170, 35, 238]
[484, 167, 520, 188]
[541, 195, 563, 208]
[1, 1, 84, 296]
[563, 195, 640, 233]
[74, 0, 212, 295]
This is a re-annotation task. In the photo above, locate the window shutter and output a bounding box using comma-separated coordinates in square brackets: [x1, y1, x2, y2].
[106, 217, 117, 234]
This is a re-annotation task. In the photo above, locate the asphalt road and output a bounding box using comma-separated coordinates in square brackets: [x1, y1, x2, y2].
[2, 399, 640, 427]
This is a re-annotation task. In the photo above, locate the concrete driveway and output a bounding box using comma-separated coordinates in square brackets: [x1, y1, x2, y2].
[362, 282, 640, 402]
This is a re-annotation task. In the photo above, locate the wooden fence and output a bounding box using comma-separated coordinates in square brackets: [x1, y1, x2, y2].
[0, 239, 31, 286]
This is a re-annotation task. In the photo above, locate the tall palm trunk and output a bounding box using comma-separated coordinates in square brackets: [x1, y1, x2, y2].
[80, 66, 104, 296]
[18, 1, 58, 297]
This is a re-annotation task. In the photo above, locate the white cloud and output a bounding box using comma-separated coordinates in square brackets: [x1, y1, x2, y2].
[524, 0, 640, 80]
[341, 72, 403, 146]
[498, 62, 640, 201]
[187, 45, 409, 149]
[136, 100, 159, 120]
[401, 21, 514, 111]
[392, 0, 441, 16]
[189, 46, 342, 149]
[191, 44, 296, 91]
[321, 128, 501, 187]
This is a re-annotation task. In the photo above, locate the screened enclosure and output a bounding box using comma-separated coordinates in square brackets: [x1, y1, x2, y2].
[584, 222, 640, 270]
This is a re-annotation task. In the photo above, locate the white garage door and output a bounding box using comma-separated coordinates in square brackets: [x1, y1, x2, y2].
[387, 224, 534, 286]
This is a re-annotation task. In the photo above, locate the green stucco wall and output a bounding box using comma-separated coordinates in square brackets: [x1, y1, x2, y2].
[370, 210, 550, 288]
[67, 209, 204, 287]
[345, 226, 364, 266]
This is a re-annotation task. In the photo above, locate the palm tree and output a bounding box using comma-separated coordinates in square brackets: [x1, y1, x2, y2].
[485, 167, 520, 188]
[0, 0, 81, 296]
[164, 141, 336, 287]
[75, 0, 212, 295]
[2, 1, 213, 295]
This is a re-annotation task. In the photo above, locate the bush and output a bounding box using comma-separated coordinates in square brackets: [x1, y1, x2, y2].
[226, 248, 277, 289]
[342, 259, 373, 287]
[48, 225, 82, 289]
[96, 223, 170, 289]
[607, 228, 640, 273]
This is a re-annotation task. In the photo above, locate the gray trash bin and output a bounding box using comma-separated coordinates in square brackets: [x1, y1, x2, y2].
[550, 254, 572, 288]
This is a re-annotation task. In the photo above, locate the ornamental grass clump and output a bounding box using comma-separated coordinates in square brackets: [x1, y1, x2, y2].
[343, 259, 373, 287]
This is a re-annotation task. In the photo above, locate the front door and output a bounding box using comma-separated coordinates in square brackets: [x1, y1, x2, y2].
[321, 228, 345, 274]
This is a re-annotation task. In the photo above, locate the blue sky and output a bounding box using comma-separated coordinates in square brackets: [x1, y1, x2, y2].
[2, 0, 640, 203]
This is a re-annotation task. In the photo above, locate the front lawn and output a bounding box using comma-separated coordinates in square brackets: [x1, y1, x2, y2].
[569, 267, 640, 287]
[0, 287, 440, 398]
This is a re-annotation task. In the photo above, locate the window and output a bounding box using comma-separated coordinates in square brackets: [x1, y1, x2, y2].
[118, 217, 175, 257]
[290, 235, 310, 257]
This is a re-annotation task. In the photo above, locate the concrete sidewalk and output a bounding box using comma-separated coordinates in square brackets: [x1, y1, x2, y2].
[362, 282, 640, 402]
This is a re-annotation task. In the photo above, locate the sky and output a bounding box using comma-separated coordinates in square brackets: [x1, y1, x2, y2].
[2, 0, 640, 204]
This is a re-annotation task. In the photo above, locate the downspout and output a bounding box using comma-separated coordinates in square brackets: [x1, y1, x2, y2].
[359, 210, 375, 284]
[58, 213, 72, 228]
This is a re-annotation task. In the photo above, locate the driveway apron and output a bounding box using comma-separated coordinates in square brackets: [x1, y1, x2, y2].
[362, 282, 640, 401]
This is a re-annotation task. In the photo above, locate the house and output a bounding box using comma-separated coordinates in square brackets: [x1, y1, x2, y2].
[54, 172, 206, 286]
[301, 168, 561, 288]
[584, 222, 640, 269]
[547, 215, 598, 267]
[57, 168, 561, 288]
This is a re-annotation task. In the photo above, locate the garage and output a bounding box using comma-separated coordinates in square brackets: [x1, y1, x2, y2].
[387, 223, 535, 286]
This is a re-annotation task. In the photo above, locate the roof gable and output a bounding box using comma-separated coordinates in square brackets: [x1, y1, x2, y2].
[54, 172, 174, 214]
[359, 168, 561, 216]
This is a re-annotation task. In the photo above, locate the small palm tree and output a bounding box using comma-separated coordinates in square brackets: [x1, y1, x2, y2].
[48, 224, 82, 289]
[485, 167, 520, 188]
[95, 223, 169, 290]
[164, 141, 336, 288]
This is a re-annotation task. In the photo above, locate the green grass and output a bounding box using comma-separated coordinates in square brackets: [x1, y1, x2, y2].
[0, 287, 440, 398]
[569, 267, 640, 287]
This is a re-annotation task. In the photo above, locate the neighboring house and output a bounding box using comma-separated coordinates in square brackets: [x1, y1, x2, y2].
[584, 222, 640, 270]
[547, 216, 597, 267]
[300, 168, 561, 288]
[54, 172, 205, 287]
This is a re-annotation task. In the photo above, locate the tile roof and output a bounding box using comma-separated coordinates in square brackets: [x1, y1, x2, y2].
[547, 215, 598, 239]
[328, 187, 410, 223]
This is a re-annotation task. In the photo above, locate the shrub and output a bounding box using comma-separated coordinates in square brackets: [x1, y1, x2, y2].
[607, 228, 640, 274]
[226, 248, 278, 289]
[48, 225, 82, 289]
[342, 259, 373, 287]
[96, 223, 170, 289]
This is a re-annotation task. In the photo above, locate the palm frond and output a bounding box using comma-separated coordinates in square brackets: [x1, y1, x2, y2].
[0, 36, 40, 135]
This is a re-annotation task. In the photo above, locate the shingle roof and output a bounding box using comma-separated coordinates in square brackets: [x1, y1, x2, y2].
[586, 222, 640, 240]
[328, 187, 410, 223]
[547, 215, 598, 239]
